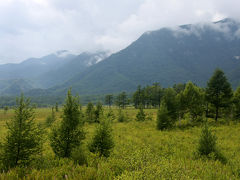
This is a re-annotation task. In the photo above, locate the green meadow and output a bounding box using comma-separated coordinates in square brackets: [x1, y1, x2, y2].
[0, 107, 240, 179]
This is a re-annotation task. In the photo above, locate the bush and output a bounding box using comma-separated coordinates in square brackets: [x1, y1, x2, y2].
[197, 123, 226, 163]
[117, 109, 128, 122]
[157, 101, 173, 130]
[89, 118, 114, 157]
[136, 105, 146, 121]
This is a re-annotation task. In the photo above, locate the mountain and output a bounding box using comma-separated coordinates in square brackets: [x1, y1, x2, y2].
[51, 18, 240, 95]
[35, 51, 109, 88]
[0, 79, 34, 95]
[0, 50, 109, 95]
[0, 50, 75, 81]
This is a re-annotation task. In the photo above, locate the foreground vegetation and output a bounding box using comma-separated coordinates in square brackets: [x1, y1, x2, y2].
[0, 107, 240, 179]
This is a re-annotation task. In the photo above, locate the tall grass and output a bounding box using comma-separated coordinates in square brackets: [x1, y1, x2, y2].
[0, 107, 240, 179]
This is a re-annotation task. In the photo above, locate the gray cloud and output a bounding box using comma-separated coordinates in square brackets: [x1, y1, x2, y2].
[0, 0, 240, 64]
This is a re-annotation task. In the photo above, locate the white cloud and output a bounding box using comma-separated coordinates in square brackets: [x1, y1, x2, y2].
[0, 0, 240, 63]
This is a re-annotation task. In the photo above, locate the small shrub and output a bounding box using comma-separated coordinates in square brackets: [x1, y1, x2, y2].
[197, 123, 226, 163]
[157, 101, 173, 130]
[89, 118, 114, 157]
[117, 109, 128, 122]
[136, 105, 146, 121]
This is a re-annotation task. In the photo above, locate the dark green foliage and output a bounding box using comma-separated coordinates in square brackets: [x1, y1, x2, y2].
[105, 94, 113, 108]
[117, 109, 128, 122]
[198, 123, 217, 156]
[50, 89, 85, 158]
[197, 123, 226, 163]
[89, 119, 114, 157]
[55, 102, 58, 112]
[136, 105, 146, 121]
[206, 69, 233, 121]
[173, 83, 186, 94]
[133, 84, 163, 108]
[85, 102, 95, 123]
[182, 82, 205, 122]
[1, 94, 42, 169]
[233, 87, 240, 119]
[156, 101, 172, 130]
[162, 88, 178, 121]
[94, 102, 103, 123]
[115, 92, 128, 109]
[3, 106, 8, 114]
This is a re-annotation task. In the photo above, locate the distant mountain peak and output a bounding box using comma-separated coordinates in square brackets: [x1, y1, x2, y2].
[54, 50, 73, 58]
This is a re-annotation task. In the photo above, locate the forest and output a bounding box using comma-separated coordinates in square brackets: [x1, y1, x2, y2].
[0, 68, 240, 179]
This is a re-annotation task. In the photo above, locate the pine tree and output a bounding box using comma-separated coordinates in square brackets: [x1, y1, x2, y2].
[198, 123, 217, 156]
[233, 86, 240, 119]
[89, 118, 114, 157]
[1, 94, 42, 169]
[156, 101, 172, 130]
[50, 89, 85, 158]
[85, 102, 95, 123]
[183, 82, 205, 122]
[206, 69, 233, 121]
[95, 102, 103, 123]
[162, 88, 178, 121]
[105, 94, 113, 108]
[55, 102, 59, 112]
[136, 104, 146, 121]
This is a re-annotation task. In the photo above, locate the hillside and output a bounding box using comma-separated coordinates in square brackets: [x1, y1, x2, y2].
[35, 52, 109, 88]
[0, 51, 108, 95]
[51, 18, 240, 95]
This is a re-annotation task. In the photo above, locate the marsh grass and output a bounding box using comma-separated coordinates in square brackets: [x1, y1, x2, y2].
[0, 107, 240, 179]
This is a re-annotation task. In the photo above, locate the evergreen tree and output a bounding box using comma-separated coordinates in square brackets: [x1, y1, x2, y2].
[156, 101, 172, 130]
[233, 86, 240, 119]
[206, 69, 233, 121]
[162, 88, 178, 121]
[133, 85, 143, 108]
[95, 102, 103, 123]
[4, 106, 8, 114]
[115, 92, 128, 109]
[183, 82, 205, 122]
[1, 94, 42, 169]
[117, 109, 127, 122]
[151, 83, 163, 108]
[89, 118, 114, 157]
[85, 102, 95, 123]
[50, 89, 85, 158]
[136, 104, 146, 121]
[55, 102, 59, 112]
[198, 123, 217, 156]
[105, 94, 113, 108]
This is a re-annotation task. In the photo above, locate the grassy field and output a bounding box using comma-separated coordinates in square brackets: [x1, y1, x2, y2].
[0, 107, 240, 179]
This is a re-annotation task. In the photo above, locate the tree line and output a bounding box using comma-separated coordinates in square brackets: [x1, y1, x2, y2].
[109, 68, 239, 123]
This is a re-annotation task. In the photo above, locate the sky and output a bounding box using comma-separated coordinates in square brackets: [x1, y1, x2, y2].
[0, 0, 240, 64]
